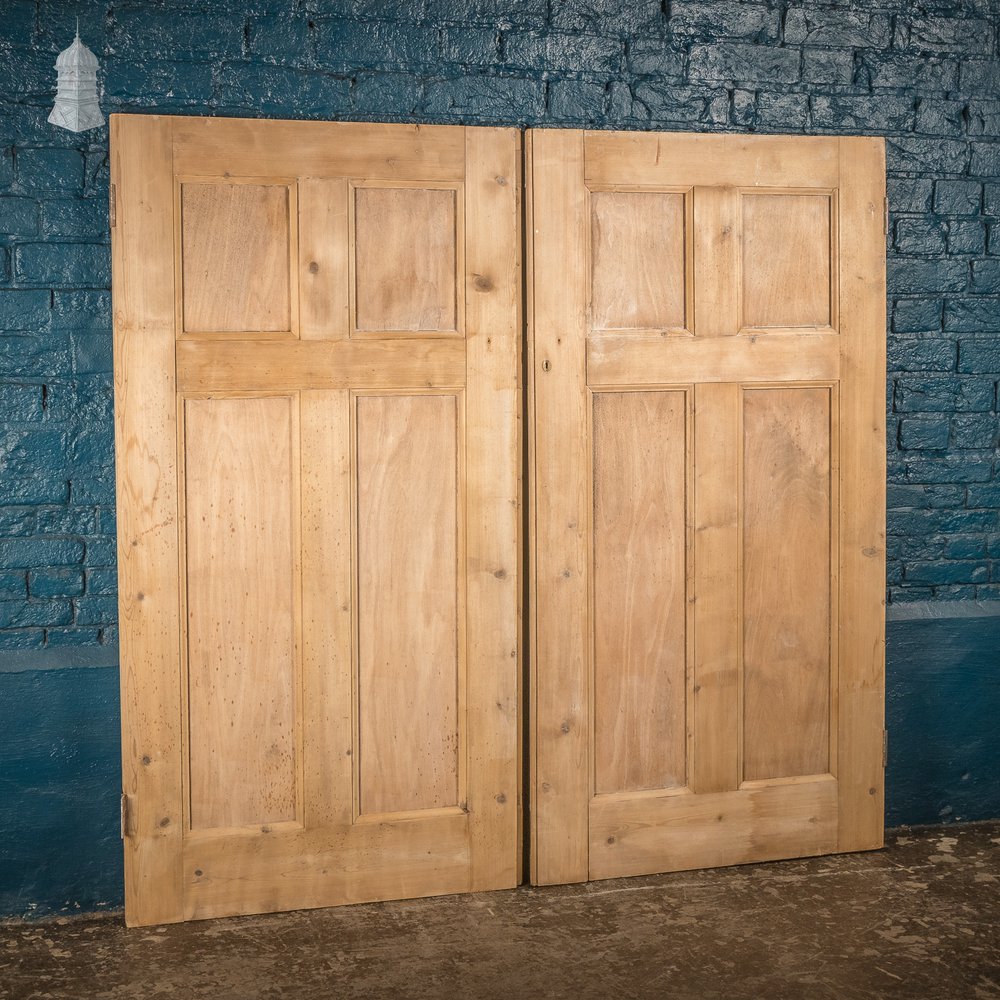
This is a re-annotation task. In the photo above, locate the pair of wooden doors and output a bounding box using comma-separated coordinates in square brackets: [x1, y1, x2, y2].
[112, 116, 885, 926]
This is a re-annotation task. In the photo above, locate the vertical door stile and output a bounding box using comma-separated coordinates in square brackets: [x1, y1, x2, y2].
[530, 129, 590, 886]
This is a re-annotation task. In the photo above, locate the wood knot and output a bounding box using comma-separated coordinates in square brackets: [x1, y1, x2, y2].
[495, 792, 507, 804]
[560, 720, 570, 734]
[141, 755, 152, 766]
[473, 273, 494, 292]
[607, 836, 615, 845]
[493, 568, 507, 579]
[308, 261, 320, 274]
[495, 175, 507, 186]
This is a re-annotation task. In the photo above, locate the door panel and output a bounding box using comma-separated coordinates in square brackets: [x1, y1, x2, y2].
[113, 116, 521, 925]
[529, 129, 885, 885]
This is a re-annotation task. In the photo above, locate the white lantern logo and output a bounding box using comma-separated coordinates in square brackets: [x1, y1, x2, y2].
[49, 22, 104, 133]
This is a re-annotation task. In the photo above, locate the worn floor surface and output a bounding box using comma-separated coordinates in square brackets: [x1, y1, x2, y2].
[1, 823, 998, 1000]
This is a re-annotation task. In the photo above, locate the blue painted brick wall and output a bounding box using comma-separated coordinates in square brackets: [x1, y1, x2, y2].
[0, 2, 998, 656]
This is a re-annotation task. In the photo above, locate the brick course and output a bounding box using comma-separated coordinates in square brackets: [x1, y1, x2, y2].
[0, 0, 999, 655]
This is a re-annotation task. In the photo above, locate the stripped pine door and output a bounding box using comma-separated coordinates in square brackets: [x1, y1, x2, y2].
[529, 130, 886, 884]
[112, 115, 521, 925]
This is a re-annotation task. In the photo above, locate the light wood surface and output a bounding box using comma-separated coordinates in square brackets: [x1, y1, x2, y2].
[114, 115, 521, 924]
[742, 387, 831, 782]
[354, 186, 459, 334]
[356, 393, 460, 815]
[180, 182, 292, 334]
[183, 396, 299, 829]
[593, 391, 688, 794]
[112, 114, 185, 928]
[590, 191, 687, 331]
[742, 193, 832, 329]
[837, 138, 887, 852]
[530, 130, 885, 886]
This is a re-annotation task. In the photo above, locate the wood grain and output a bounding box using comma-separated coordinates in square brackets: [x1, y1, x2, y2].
[529, 128, 591, 886]
[112, 113, 185, 927]
[742, 387, 832, 781]
[464, 127, 522, 891]
[742, 193, 832, 329]
[181, 182, 292, 334]
[299, 178, 350, 340]
[836, 137, 887, 853]
[176, 338, 465, 392]
[357, 393, 460, 815]
[184, 396, 298, 829]
[590, 191, 687, 331]
[354, 186, 458, 333]
[593, 391, 688, 794]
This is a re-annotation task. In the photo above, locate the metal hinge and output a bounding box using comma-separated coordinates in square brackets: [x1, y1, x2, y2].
[883, 197, 889, 236]
[120, 791, 129, 840]
[882, 730, 888, 768]
[109, 183, 117, 228]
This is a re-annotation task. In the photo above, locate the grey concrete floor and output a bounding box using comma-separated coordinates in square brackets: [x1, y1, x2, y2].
[1, 823, 998, 1000]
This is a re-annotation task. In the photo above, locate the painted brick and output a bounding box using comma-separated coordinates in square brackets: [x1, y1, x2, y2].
[353, 73, 424, 117]
[934, 180, 982, 215]
[2, 478, 69, 505]
[426, 0, 547, 28]
[0, 598, 72, 628]
[28, 569, 85, 599]
[0, 538, 83, 569]
[44, 626, 103, 647]
[903, 17, 993, 55]
[0, 429, 68, 477]
[904, 561, 990, 585]
[671, 2, 778, 41]
[800, 49, 854, 86]
[900, 417, 950, 450]
[915, 99, 965, 137]
[0, 572, 27, 601]
[812, 94, 913, 132]
[548, 80, 606, 121]
[971, 260, 1000, 294]
[15, 244, 111, 288]
[895, 376, 995, 412]
[51, 290, 110, 329]
[548, 0, 663, 35]
[423, 75, 545, 119]
[888, 178, 934, 214]
[505, 31, 623, 74]
[888, 258, 967, 295]
[0, 196, 37, 236]
[0, 628, 44, 650]
[892, 299, 943, 334]
[103, 59, 215, 106]
[71, 333, 113, 375]
[986, 184, 1000, 217]
[904, 455, 994, 484]
[756, 93, 808, 129]
[84, 568, 117, 595]
[959, 339, 1000, 373]
[39, 199, 109, 240]
[952, 414, 998, 450]
[442, 27, 500, 65]
[216, 63, 351, 116]
[862, 53, 959, 92]
[0, 382, 43, 421]
[970, 484, 1000, 509]
[947, 221, 986, 256]
[316, 19, 440, 71]
[626, 39, 685, 78]
[0, 149, 13, 190]
[688, 42, 799, 85]
[0, 289, 50, 330]
[969, 102, 1000, 139]
[631, 82, 728, 126]
[888, 337, 954, 372]
[70, 477, 115, 505]
[971, 142, 1000, 178]
[885, 137, 968, 175]
[894, 218, 947, 255]
[15, 148, 85, 194]
[961, 59, 1000, 93]
[83, 537, 116, 566]
[73, 595, 117, 627]
[248, 15, 314, 65]
[943, 536, 987, 560]
[947, 299, 1000, 333]
[785, 9, 889, 48]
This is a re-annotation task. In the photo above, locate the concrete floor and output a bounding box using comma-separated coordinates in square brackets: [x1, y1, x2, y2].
[1, 824, 998, 1000]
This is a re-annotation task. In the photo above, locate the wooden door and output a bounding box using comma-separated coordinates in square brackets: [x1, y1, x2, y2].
[112, 115, 521, 925]
[529, 130, 886, 884]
